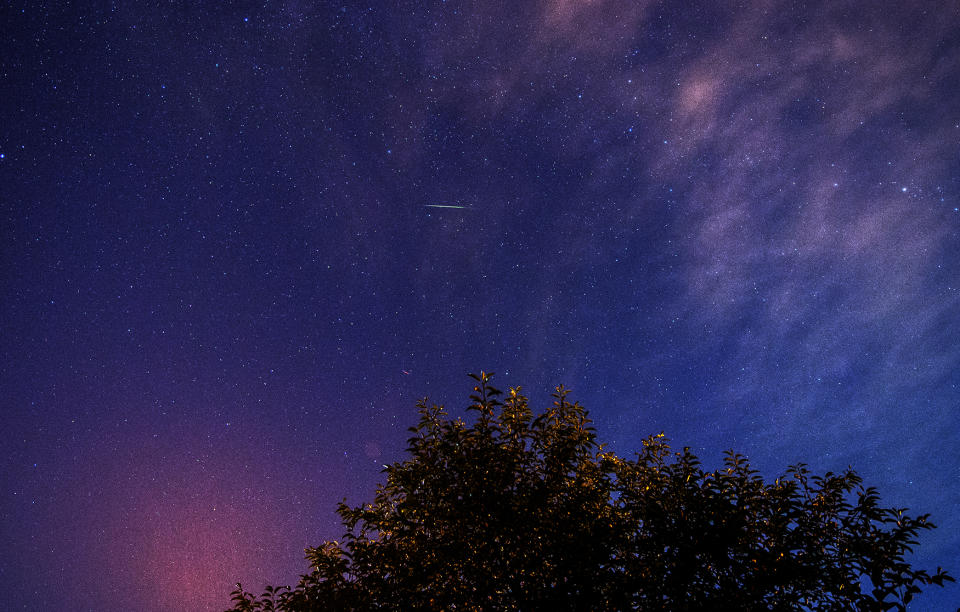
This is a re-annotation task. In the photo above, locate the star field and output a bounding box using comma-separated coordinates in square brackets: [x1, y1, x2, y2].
[2, 1, 959, 610]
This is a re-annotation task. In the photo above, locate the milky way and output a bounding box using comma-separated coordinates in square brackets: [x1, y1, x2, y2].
[2, 1, 958, 610]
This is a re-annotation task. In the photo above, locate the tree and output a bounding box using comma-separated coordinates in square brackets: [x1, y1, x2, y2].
[227, 373, 953, 611]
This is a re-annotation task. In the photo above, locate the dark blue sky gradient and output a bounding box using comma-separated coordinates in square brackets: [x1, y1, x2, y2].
[2, 1, 959, 609]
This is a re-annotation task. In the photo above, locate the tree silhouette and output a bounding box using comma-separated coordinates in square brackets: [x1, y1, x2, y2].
[227, 373, 953, 611]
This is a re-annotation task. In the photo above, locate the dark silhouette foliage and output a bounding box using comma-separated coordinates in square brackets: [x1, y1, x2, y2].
[227, 373, 952, 611]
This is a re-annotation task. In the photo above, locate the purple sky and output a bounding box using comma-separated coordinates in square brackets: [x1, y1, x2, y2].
[2, 1, 959, 609]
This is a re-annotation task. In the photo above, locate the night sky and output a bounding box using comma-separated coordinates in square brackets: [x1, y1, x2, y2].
[2, 1, 959, 610]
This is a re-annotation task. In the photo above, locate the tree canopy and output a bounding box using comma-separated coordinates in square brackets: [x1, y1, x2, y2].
[227, 373, 953, 611]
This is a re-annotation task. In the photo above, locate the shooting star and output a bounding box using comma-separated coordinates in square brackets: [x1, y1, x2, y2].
[424, 204, 469, 209]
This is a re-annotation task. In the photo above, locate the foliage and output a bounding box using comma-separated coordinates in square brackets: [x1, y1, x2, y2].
[227, 373, 953, 611]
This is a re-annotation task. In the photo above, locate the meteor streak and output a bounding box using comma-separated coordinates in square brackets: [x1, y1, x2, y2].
[424, 204, 469, 209]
